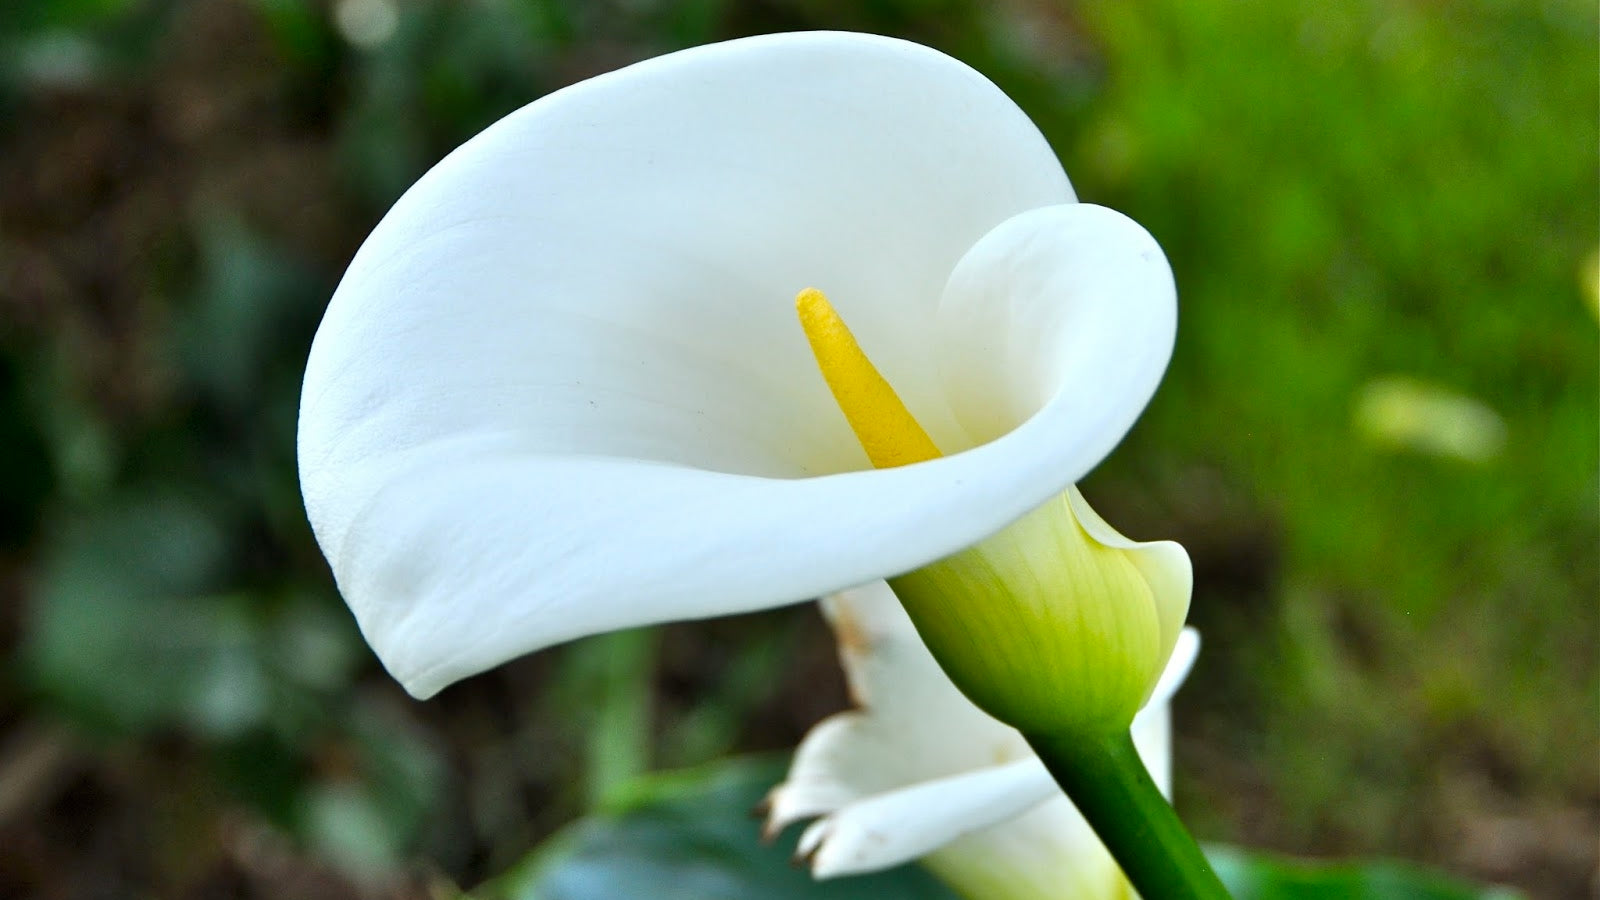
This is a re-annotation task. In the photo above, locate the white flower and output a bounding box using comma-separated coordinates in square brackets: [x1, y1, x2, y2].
[297, 31, 1178, 699]
[767, 582, 1200, 898]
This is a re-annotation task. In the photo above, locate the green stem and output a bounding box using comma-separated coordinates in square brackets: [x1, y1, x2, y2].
[1024, 729, 1232, 900]
[580, 628, 657, 808]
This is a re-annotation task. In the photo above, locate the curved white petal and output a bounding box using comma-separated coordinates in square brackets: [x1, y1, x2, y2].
[299, 31, 1178, 697]
[1144, 626, 1200, 715]
[820, 583, 1018, 758]
[765, 583, 1025, 834]
[924, 796, 1124, 900]
[1069, 485, 1194, 707]
[937, 203, 1177, 456]
[798, 758, 1054, 877]
[1130, 626, 1199, 798]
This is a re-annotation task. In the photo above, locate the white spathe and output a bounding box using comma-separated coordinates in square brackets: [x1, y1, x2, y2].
[298, 31, 1178, 699]
[767, 583, 1199, 898]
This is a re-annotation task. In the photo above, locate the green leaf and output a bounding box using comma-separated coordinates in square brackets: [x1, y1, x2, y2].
[1206, 845, 1523, 900]
[480, 756, 961, 900]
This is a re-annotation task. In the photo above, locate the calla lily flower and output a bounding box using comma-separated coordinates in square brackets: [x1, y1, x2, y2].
[766, 582, 1200, 898]
[298, 30, 1179, 700]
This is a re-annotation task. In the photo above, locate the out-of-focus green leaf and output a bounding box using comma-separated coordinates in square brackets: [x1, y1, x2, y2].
[0, 352, 53, 548]
[179, 216, 322, 411]
[1207, 845, 1523, 900]
[1, 0, 178, 86]
[0, 0, 137, 34]
[301, 781, 404, 879]
[21, 492, 362, 741]
[246, 0, 337, 72]
[6, 29, 102, 87]
[23, 492, 239, 734]
[481, 756, 962, 900]
[342, 702, 446, 854]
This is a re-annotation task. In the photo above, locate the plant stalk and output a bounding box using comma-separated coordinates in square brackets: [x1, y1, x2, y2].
[1024, 729, 1232, 899]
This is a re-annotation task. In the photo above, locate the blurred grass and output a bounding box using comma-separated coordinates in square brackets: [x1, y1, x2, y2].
[1058, 0, 1598, 864]
[0, 0, 1594, 897]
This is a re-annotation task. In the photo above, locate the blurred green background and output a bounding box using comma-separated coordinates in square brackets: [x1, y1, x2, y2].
[0, 0, 1594, 897]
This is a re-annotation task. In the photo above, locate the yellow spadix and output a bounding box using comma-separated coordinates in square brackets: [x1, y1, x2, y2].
[795, 287, 942, 469]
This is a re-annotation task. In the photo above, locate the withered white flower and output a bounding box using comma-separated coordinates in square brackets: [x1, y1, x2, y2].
[767, 583, 1199, 898]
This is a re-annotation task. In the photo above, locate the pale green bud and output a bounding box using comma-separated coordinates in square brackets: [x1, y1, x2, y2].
[889, 486, 1191, 736]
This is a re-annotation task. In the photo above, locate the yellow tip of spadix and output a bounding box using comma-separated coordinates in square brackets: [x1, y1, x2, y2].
[796, 287, 942, 469]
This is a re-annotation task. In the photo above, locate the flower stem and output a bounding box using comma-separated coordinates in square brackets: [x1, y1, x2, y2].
[1024, 729, 1232, 899]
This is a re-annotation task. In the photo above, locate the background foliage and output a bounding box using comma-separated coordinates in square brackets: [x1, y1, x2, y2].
[0, 0, 1594, 897]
